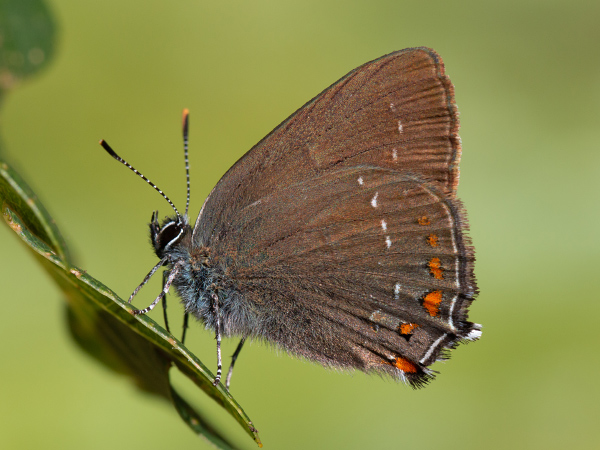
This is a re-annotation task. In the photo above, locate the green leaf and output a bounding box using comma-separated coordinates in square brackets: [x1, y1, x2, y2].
[0, 159, 262, 449]
[0, 0, 57, 94]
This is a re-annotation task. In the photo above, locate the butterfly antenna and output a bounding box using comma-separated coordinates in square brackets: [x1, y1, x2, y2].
[182, 109, 191, 219]
[99, 139, 182, 220]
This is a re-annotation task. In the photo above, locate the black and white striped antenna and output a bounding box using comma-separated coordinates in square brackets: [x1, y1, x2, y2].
[99, 109, 191, 220]
[181, 108, 191, 219]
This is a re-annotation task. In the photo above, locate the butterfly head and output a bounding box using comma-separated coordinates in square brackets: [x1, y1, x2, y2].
[150, 211, 191, 259]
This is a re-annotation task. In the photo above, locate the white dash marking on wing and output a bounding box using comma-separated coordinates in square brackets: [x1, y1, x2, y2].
[357, 176, 364, 186]
[398, 120, 403, 133]
[448, 294, 458, 331]
[420, 333, 447, 364]
[385, 236, 392, 248]
[381, 219, 387, 231]
[389, 103, 396, 112]
[392, 148, 398, 161]
[371, 192, 378, 208]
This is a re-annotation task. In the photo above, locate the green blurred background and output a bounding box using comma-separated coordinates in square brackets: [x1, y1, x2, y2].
[1, 0, 599, 448]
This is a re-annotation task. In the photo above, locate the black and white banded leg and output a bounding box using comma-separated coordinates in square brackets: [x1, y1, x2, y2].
[226, 338, 246, 389]
[212, 293, 222, 386]
[127, 256, 168, 306]
[161, 270, 171, 334]
[160, 268, 191, 343]
[131, 262, 182, 315]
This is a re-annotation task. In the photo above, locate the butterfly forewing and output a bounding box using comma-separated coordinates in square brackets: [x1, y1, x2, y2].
[194, 47, 460, 247]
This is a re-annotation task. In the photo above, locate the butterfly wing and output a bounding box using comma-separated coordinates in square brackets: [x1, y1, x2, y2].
[192, 48, 477, 386]
[206, 167, 477, 386]
[194, 47, 461, 247]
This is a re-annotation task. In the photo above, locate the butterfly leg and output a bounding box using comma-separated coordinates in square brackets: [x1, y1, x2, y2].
[225, 337, 246, 389]
[127, 256, 168, 305]
[181, 312, 190, 344]
[212, 293, 223, 386]
[161, 270, 171, 334]
[131, 262, 181, 315]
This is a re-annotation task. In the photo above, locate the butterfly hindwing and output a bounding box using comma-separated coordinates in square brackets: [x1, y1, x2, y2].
[206, 166, 476, 386]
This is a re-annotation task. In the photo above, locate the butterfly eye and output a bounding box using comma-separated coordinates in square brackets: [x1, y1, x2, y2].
[156, 220, 184, 255]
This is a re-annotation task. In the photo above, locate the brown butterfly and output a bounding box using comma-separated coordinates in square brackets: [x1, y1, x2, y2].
[101, 47, 480, 389]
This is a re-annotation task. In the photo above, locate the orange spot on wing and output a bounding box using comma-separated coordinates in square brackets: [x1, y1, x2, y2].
[394, 356, 418, 373]
[429, 257, 443, 279]
[427, 233, 439, 247]
[418, 216, 431, 226]
[423, 290, 443, 316]
[399, 323, 419, 335]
